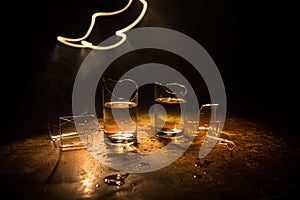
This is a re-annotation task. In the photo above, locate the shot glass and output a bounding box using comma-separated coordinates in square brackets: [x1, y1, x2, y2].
[102, 77, 138, 145]
[153, 82, 187, 138]
[198, 104, 219, 131]
[49, 114, 96, 151]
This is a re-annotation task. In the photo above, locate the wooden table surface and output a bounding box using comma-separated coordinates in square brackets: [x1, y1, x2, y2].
[1, 114, 298, 200]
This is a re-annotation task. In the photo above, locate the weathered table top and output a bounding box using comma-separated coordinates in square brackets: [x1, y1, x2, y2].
[1, 115, 299, 199]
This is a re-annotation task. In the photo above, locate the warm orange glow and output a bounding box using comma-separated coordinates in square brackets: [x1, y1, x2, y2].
[81, 177, 92, 194]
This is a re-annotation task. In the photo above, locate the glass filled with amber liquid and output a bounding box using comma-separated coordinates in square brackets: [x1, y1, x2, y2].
[153, 82, 187, 138]
[102, 77, 138, 145]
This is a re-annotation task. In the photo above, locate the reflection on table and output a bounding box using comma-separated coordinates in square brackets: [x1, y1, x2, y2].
[0, 115, 299, 199]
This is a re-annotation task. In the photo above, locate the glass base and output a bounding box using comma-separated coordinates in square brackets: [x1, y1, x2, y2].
[104, 133, 137, 145]
[155, 128, 184, 138]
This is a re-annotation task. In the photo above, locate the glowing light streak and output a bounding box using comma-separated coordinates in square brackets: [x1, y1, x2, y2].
[57, 0, 148, 50]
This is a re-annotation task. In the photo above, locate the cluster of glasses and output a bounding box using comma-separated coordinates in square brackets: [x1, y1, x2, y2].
[48, 78, 235, 152]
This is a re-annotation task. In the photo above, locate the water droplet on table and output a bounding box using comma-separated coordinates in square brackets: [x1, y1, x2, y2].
[128, 183, 137, 191]
[194, 159, 213, 168]
[104, 173, 129, 186]
[193, 174, 203, 179]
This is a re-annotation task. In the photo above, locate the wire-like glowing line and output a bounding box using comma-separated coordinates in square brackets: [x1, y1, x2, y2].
[57, 0, 148, 50]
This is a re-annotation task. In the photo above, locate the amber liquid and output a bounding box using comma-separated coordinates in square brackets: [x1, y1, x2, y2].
[103, 101, 137, 144]
[154, 97, 186, 137]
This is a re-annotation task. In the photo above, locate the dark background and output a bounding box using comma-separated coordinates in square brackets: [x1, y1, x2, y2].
[5, 0, 288, 144]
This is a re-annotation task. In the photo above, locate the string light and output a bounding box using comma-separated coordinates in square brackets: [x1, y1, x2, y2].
[57, 0, 148, 50]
